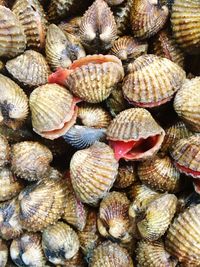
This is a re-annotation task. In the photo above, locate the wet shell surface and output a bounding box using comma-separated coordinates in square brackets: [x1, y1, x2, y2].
[173, 77, 200, 132]
[10, 233, 45, 267]
[6, 50, 50, 87]
[123, 54, 186, 108]
[42, 221, 80, 264]
[0, 239, 8, 267]
[70, 142, 118, 206]
[11, 141, 53, 181]
[0, 134, 10, 168]
[114, 162, 137, 189]
[106, 108, 165, 161]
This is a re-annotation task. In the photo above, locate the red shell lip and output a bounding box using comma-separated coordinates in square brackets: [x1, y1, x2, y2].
[125, 96, 173, 108]
[174, 162, 200, 178]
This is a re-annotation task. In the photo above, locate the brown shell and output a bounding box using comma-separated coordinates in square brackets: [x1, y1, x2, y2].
[59, 250, 86, 267]
[165, 203, 200, 266]
[0, 6, 26, 58]
[10, 233, 45, 267]
[6, 50, 50, 87]
[70, 142, 118, 206]
[59, 16, 82, 36]
[11, 141, 53, 181]
[174, 78, 200, 132]
[129, 183, 161, 203]
[0, 239, 8, 267]
[12, 0, 47, 50]
[123, 54, 186, 108]
[0, 134, 9, 168]
[130, 0, 169, 39]
[114, 162, 137, 189]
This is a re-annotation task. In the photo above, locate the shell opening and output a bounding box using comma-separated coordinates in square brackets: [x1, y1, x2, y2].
[175, 162, 200, 178]
[127, 96, 173, 108]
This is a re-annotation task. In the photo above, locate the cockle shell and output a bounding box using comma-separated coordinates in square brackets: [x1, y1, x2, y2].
[6, 50, 50, 87]
[0, 74, 29, 130]
[0, 239, 8, 267]
[12, 0, 47, 50]
[11, 141, 53, 181]
[173, 78, 200, 132]
[165, 203, 200, 266]
[114, 162, 137, 189]
[10, 233, 45, 267]
[29, 84, 78, 140]
[0, 6, 26, 58]
[70, 142, 118, 206]
[0, 134, 9, 168]
[107, 108, 165, 161]
[123, 54, 186, 108]
[42, 222, 80, 264]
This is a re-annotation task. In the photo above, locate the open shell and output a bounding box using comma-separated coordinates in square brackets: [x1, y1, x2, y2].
[0, 134, 10, 168]
[0, 239, 8, 267]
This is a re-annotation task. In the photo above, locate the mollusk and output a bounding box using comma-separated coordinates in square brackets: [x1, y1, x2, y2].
[0, 239, 8, 267]
[114, 162, 137, 189]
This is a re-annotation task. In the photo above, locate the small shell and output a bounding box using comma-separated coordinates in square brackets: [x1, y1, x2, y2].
[105, 0, 125, 5]
[6, 50, 50, 87]
[165, 203, 200, 266]
[79, 0, 117, 53]
[59, 250, 86, 267]
[106, 108, 165, 161]
[0, 74, 29, 130]
[12, 0, 47, 50]
[0, 6, 26, 58]
[130, 0, 169, 39]
[173, 78, 200, 132]
[59, 16, 82, 36]
[42, 222, 80, 264]
[0, 134, 9, 168]
[123, 54, 186, 108]
[138, 155, 181, 193]
[0, 239, 8, 267]
[89, 241, 134, 267]
[170, 135, 200, 178]
[97, 191, 131, 243]
[114, 162, 137, 189]
[11, 141, 53, 181]
[136, 240, 178, 267]
[18, 178, 67, 232]
[10, 233, 45, 267]
[70, 142, 118, 206]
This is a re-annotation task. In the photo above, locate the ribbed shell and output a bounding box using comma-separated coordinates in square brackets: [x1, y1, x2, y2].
[12, 0, 47, 50]
[114, 163, 137, 189]
[105, 0, 125, 5]
[6, 50, 50, 87]
[138, 155, 181, 193]
[42, 222, 80, 264]
[171, 0, 200, 54]
[165, 204, 200, 266]
[0, 6, 26, 58]
[70, 142, 118, 206]
[174, 78, 200, 132]
[0, 239, 8, 267]
[89, 241, 134, 267]
[11, 141, 53, 181]
[18, 178, 67, 232]
[136, 240, 178, 267]
[0, 134, 9, 168]
[123, 55, 186, 107]
[10, 233, 45, 267]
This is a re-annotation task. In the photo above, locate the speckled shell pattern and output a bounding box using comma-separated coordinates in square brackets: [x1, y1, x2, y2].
[0, 239, 8, 267]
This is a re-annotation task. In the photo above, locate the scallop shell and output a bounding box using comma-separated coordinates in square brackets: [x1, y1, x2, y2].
[0, 74, 29, 130]
[11, 141, 53, 181]
[18, 177, 67, 232]
[171, 0, 200, 54]
[6, 50, 50, 87]
[0, 6, 26, 58]
[59, 16, 82, 36]
[89, 241, 134, 267]
[70, 142, 118, 206]
[0, 134, 9, 168]
[165, 203, 200, 266]
[42, 221, 80, 264]
[10, 233, 45, 267]
[130, 0, 169, 39]
[0, 239, 8, 267]
[106, 108, 165, 161]
[123, 54, 186, 108]
[114, 162, 137, 189]
[174, 78, 200, 132]
[97, 191, 131, 243]
[12, 0, 47, 50]
[79, 0, 117, 53]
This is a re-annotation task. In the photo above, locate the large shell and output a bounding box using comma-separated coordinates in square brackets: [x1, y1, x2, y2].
[11, 141, 53, 181]
[106, 108, 165, 161]
[130, 0, 169, 39]
[42, 221, 80, 264]
[0, 74, 29, 130]
[0, 6, 26, 58]
[123, 54, 186, 108]
[0, 134, 10, 168]
[12, 0, 47, 50]
[173, 78, 200, 132]
[165, 203, 200, 266]
[18, 177, 67, 232]
[10, 233, 45, 267]
[70, 142, 118, 206]
[0, 239, 8, 267]
[114, 162, 137, 189]
[6, 50, 50, 87]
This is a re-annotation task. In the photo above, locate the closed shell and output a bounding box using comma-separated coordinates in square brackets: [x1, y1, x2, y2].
[0, 134, 10, 168]
[0, 239, 8, 267]
[114, 162, 137, 189]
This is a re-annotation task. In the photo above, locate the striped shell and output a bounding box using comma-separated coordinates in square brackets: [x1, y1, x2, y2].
[0, 134, 9, 168]
[123, 54, 186, 108]
[0, 239, 8, 267]
[114, 162, 137, 189]
[70, 142, 118, 206]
